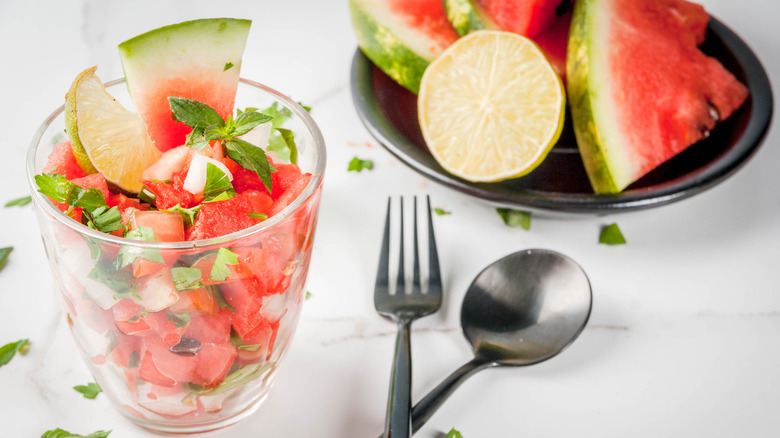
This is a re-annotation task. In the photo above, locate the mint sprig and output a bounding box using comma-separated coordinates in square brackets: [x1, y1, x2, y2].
[35, 173, 105, 211]
[168, 97, 275, 191]
[210, 247, 239, 282]
[203, 163, 236, 203]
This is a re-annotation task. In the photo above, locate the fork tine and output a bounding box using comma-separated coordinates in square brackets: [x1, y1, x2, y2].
[426, 195, 442, 297]
[374, 197, 391, 300]
[396, 197, 405, 296]
[411, 196, 421, 294]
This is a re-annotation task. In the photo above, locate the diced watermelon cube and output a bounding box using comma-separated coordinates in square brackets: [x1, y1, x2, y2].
[141, 145, 193, 182]
[186, 190, 272, 240]
[270, 163, 304, 199]
[268, 173, 312, 217]
[139, 335, 197, 386]
[113, 298, 152, 335]
[142, 310, 186, 348]
[169, 287, 217, 315]
[184, 308, 233, 344]
[219, 278, 273, 339]
[71, 173, 112, 202]
[235, 322, 277, 364]
[231, 165, 271, 196]
[192, 342, 238, 387]
[108, 332, 141, 368]
[136, 382, 198, 417]
[142, 167, 198, 210]
[44, 141, 87, 180]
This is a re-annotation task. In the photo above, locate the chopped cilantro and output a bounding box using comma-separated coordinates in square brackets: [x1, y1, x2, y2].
[202, 163, 236, 203]
[5, 195, 31, 207]
[114, 227, 164, 269]
[210, 248, 239, 281]
[87, 206, 124, 233]
[41, 429, 111, 438]
[599, 223, 626, 245]
[0, 246, 12, 272]
[73, 382, 102, 399]
[497, 208, 531, 230]
[0, 339, 30, 367]
[348, 157, 373, 172]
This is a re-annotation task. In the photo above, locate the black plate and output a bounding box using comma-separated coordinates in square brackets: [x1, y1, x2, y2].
[350, 17, 773, 213]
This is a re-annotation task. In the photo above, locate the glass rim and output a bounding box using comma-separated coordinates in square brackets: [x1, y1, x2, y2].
[26, 77, 326, 249]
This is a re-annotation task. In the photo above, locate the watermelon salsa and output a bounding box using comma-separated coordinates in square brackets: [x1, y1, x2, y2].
[29, 19, 324, 428]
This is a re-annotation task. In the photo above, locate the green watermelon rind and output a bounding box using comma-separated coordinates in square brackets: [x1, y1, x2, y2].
[349, 0, 442, 95]
[566, 0, 624, 194]
[443, 0, 490, 36]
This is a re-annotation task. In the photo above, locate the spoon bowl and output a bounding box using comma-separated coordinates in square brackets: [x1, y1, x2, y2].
[410, 248, 592, 432]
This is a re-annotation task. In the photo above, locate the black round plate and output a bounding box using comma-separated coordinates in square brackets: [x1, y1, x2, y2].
[350, 17, 773, 213]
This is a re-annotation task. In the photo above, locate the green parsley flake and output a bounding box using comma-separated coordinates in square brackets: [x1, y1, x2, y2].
[433, 207, 451, 216]
[73, 382, 102, 399]
[0, 246, 12, 272]
[0, 338, 30, 367]
[210, 248, 240, 281]
[41, 428, 112, 438]
[348, 157, 374, 172]
[599, 223, 626, 245]
[224, 61, 234, 71]
[445, 428, 464, 438]
[496, 208, 531, 230]
[5, 195, 31, 207]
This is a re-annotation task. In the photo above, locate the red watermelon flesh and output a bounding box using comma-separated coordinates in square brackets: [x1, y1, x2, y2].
[44, 141, 87, 180]
[475, 0, 563, 37]
[567, 0, 749, 193]
[389, 0, 460, 52]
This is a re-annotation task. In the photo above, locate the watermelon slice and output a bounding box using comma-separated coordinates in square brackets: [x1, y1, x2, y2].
[118, 18, 251, 152]
[566, 0, 749, 193]
[350, 0, 459, 94]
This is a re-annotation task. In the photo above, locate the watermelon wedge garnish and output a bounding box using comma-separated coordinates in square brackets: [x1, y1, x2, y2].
[118, 18, 251, 152]
[566, 0, 749, 193]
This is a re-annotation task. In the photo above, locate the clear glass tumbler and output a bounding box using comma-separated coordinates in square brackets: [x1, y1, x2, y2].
[26, 78, 325, 433]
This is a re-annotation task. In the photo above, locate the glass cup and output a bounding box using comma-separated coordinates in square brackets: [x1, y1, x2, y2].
[26, 79, 325, 433]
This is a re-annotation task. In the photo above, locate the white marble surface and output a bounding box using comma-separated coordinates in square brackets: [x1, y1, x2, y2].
[1, 0, 778, 436]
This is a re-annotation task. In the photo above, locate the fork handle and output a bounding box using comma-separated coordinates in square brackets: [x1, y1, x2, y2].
[384, 318, 412, 438]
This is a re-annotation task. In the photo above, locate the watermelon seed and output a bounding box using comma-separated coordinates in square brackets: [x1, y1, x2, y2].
[169, 337, 202, 356]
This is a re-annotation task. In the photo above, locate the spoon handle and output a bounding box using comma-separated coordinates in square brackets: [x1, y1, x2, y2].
[384, 319, 413, 438]
[410, 358, 491, 433]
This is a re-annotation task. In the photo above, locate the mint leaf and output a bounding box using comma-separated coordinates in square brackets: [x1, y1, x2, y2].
[168, 97, 225, 129]
[433, 208, 451, 216]
[0, 338, 29, 367]
[599, 223, 626, 245]
[445, 428, 464, 438]
[275, 128, 298, 165]
[87, 206, 124, 233]
[210, 248, 239, 282]
[223, 62, 234, 71]
[348, 157, 373, 172]
[0, 246, 12, 272]
[160, 204, 201, 227]
[73, 382, 101, 399]
[247, 212, 267, 220]
[115, 227, 164, 269]
[497, 208, 531, 230]
[234, 111, 272, 137]
[225, 138, 273, 192]
[210, 285, 235, 312]
[35, 173, 106, 211]
[170, 267, 203, 291]
[5, 195, 31, 207]
[202, 163, 236, 203]
[41, 429, 111, 438]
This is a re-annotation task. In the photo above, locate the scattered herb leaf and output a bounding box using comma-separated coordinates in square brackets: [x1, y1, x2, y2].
[202, 163, 236, 203]
[445, 428, 464, 438]
[0, 338, 29, 367]
[348, 157, 373, 172]
[161, 204, 201, 227]
[223, 61, 234, 71]
[73, 382, 102, 399]
[5, 195, 31, 207]
[599, 223, 626, 245]
[0, 246, 12, 272]
[41, 429, 111, 438]
[247, 212, 268, 220]
[305, 291, 312, 300]
[210, 248, 239, 281]
[433, 208, 451, 216]
[497, 208, 531, 230]
[87, 206, 124, 233]
[88, 260, 134, 294]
